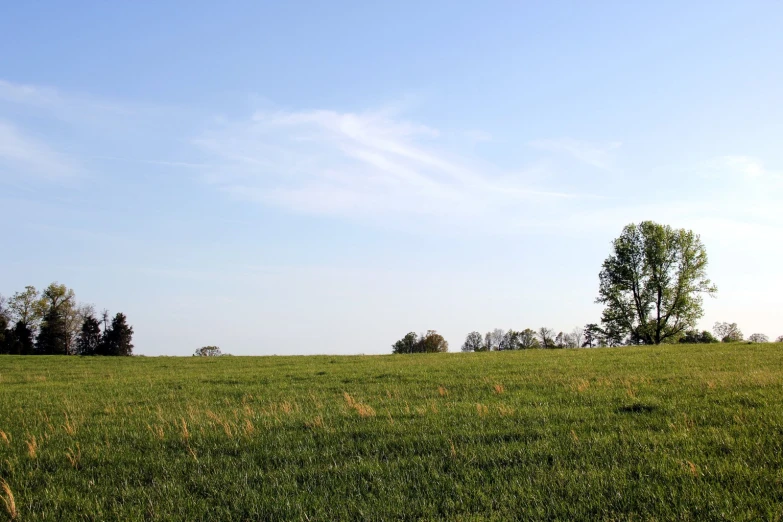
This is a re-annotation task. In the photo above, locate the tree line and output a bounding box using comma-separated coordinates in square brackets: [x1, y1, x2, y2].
[0, 283, 134, 356]
[392, 221, 781, 353]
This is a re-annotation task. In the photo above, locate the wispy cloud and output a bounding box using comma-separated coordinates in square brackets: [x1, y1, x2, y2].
[195, 107, 577, 226]
[711, 155, 781, 180]
[528, 138, 622, 170]
[0, 120, 79, 179]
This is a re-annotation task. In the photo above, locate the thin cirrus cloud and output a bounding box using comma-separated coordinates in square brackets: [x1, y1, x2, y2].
[194, 107, 578, 227]
[528, 138, 622, 170]
[0, 120, 79, 180]
[711, 155, 781, 180]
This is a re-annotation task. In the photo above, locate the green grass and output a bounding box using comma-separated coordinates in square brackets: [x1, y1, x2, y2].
[1, 343, 783, 521]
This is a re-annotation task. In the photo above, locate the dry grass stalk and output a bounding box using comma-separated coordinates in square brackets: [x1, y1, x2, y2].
[304, 416, 324, 430]
[343, 392, 376, 417]
[62, 413, 77, 436]
[66, 444, 81, 468]
[493, 384, 505, 395]
[449, 439, 457, 459]
[497, 405, 515, 417]
[147, 424, 165, 440]
[476, 404, 489, 417]
[180, 418, 190, 442]
[26, 436, 37, 459]
[0, 478, 17, 520]
[243, 419, 255, 437]
[438, 386, 448, 397]
[0, 430, 10, 445]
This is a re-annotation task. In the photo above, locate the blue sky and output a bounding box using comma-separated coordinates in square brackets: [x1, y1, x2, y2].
[1, 1, 781, 355]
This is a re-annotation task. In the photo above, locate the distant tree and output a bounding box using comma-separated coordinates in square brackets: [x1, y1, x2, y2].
[6, 321, 34, 355]
[596, 221, 717, 345]
[36, 306, 68, 355]
[7, 286, 44, 334]
[571, 327, 583, 349]
[554, 332, 566, 348]
[582, 324, 601, 347]
[699, 330, 719, 343]
[0, 309, 8, 355]
[418, 330, 449, 353]
[64, 303, 94, 356]
[392, 332, 419, 354]
[499, 330, 521, 351]
[194, 346, 222, 357]
[484, 329, 505, 351]
[76, 315, 103, 355]
[461, 331, 484, 352]
[714, 322, 743, 343]
[517, 328, 540, 349]
[748, 333, 769, 343]
[102, 313, 134, 356]
[679, 329, 719, 344]
[777, 335, 783, 343]
[538, 327, 555, 349]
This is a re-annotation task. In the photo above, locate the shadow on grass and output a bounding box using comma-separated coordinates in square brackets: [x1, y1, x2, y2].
[616, 403, 657, 414]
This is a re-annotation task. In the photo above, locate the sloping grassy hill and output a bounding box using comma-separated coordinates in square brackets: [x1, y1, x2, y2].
[1, 344, 782, 520]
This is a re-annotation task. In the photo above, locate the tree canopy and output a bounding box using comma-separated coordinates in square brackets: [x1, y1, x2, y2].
[596, 221, 717, 345]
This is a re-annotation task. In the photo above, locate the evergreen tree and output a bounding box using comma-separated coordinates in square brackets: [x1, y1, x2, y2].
[76, 315, 103, 355]
[36, 307, 68, 355]
[9, 321, 35, 355]
[103, 313, 134, 356]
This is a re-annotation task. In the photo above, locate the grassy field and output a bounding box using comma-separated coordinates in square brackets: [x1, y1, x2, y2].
[1, 344, 782, 521]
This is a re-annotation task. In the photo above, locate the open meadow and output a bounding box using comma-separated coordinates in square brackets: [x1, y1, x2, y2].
[1, 343, 783, 520]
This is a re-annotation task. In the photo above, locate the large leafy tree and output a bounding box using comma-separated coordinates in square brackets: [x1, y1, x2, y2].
[7, 286, 44, 334]
[392, 332, 420, 354]
[597, 221, 717, 345]
[461, 331, 484, 352]
[35, 283, 75, 355]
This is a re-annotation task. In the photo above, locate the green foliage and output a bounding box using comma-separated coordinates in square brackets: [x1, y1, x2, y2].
[461, 331, 484, 352]
[417, 330, 449, 353]
[76, 316, 103, 355]
[35, 306, 68, 355]
[597, 221, 717, 345]
[679, 329, 719, 344]
[392, 332, 419, 354]
[392, 330, 448, 354]
[517, 328, 540, 348]
[102, 313, 134, 356]
[0, 344, 782, 519]
[582, 323, 601, 347]
[194, 346, 223, 357]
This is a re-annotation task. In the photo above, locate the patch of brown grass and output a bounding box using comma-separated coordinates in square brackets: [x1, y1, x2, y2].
[0, 430, 10, 445]
[438, 386, 448, 397]
[476, 403, 489, 417]
[492, 384, 505, 394]
[343, 393, 376, 417]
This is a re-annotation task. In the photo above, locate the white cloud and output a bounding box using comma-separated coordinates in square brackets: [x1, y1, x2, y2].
[0, 120, 79, 179]
[528, 138, 622, 169]
[195, 107, 577, 227]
